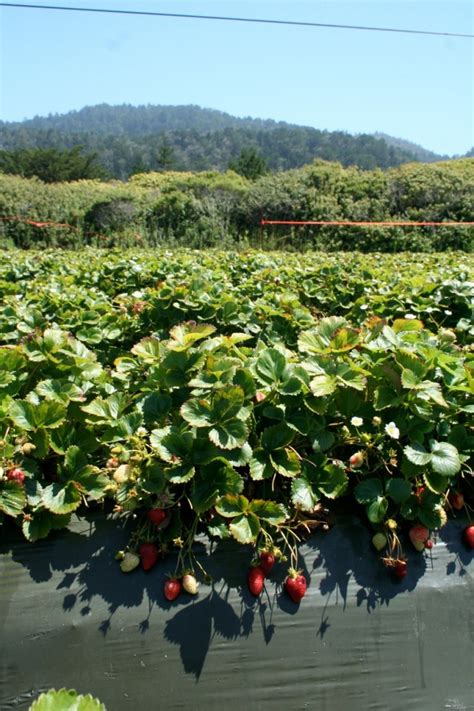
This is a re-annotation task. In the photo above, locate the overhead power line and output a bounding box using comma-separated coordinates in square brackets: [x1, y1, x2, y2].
[1, 2, 473, 39]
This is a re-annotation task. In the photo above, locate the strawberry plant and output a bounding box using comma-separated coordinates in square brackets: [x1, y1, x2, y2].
[0, 249, 472, 601]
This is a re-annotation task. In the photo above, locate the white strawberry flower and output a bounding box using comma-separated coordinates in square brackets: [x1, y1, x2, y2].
[350, 416, 363, 427]
[385, 422, 400, 439]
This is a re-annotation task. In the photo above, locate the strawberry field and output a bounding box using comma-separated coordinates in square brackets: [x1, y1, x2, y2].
[0, 248, 473, 599]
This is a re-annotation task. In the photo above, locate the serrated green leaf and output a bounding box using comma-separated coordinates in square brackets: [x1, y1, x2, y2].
[254, 348, 286, 384]
[209, 418, 248, 450]
[248, 499, 288, 524]
[22, 511, 71, 542]
[0, 481, 27, 517]
[229, 512, 260, 544]
[366, 495, 388, 523]
[249, 449, 273, 480]
[9, 399, 36, 430]
[269, 448, 301, 477]
[261, 422, 294, 452]
[317, 463, 349, 499]
[404, 443, 432, 467]
[429, 441, 461, 476]
[385, 478, 412, 503]
[354, 478, 383, 504]
[291, 476, 319, 511]
[180, 398, 213, 427]
[423, 469, 449, 494]
[215, 493, 249, 517]
[42, 481, 82, 514]
[29, 688, 106, 711]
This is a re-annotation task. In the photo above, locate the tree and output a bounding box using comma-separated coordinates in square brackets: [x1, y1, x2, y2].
[154, 137, 176, 171]
[0, 146, 106, 182]
[228, 147, 267, 180]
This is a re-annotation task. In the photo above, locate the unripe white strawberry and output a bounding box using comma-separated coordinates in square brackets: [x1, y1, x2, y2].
[113, 463, 132, 484]
[372, 532, 387, 551]
[120, 551, 140, 573]
[182, 573, 199, 595]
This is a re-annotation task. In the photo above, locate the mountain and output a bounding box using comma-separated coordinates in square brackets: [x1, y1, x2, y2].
[0, 103, 439, 179]
[373, 132, 446, 163]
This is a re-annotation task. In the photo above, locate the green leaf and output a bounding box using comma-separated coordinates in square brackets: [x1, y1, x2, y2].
[22, 511, 71, 542]
[418, 504, 445, 529]
[291, 476, 319, 512]
[393, 318, 424, 333]
[180, 398, 213, 427]
[354, 478, 383, 504]
[423, 469, 448, 495]
[269, 448, 301, 477]
[309, 373, 337, 396]
[209, 418, 249, 450]
[404, 443, 432, 467]
[168, 322, 216, 350]
[316, 463, 348, 499]
[29, 688, 106, 711]
[385, 478, 412, 504]
[229, 512, 260, 544]
[298, 317, 359, 354]
[81, 393, 128, 423]
[131, 337, 162, 362]
[249, 499, 288, 524]
[168, 464, 195, 484]
[0, 481, 27, 517]
[261, 422, 294, 452]
[9, 400, 36, 430]
[190, 462, 243, 513]
[42, 482, 82, 514]
[254, 348, 286, 385]
[429, 441, 461, 476]
[215, 494, 249, 517]
[366, 496, 388, 523]
[249, 449, 273, 480]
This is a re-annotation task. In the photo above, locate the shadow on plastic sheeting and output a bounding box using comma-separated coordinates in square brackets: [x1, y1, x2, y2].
[1, 513, 472, 680]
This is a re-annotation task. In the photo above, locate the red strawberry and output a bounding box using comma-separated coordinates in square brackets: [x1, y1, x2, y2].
[147, 508, 167, 526]
[247, 566, 265, 596]
[7, 468, 25, 485]
[138, 542, 160, 571]
[259, 551, 275, 576]
[463, 525, 474, 549]
[284, 570, 307, 602]
[393, 559, 408, 580]
[164, 578, 182, 601]
[449, 492, 464, 511]
[424, 539, 433, 550]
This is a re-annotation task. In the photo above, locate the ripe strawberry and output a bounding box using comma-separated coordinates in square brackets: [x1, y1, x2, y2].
[138, 542, 160, 571]
[349, 451, 364, 469]
[164, 578, 182, 601]
[147, 508, 167, 526]
[393, 559, 408, 580]
[284, 570, 307, 603]
[449, 492, 464, 511]
[259, 551, 275, 575]
[7, 468, 25, 485]
[182, 573, 199, 595]
[372, 532, 387, 551]
[463, 525, 474, 549]
[120, 551, 140, 573]
[247, 566, 265, 596]
[424, 539, 433, 550]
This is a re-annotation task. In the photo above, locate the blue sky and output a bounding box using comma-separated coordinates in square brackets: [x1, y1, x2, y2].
[1, 1, 473, 154]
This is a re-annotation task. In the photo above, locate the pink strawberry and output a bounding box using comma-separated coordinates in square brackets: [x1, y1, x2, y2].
[349, 451, 364, 469]
[147, 508, 167, 526]
[284, 570, 307, 602]
[6, 468, 25, 485]
[463, 525, 474, 549]
[424, 539, 433, 550]
[164, 578, 182, 601]
[409, 525, 430, 552]
[138, 542, 160, 571]
[259, 551, 275, 576]
[247, 566, 265, 596]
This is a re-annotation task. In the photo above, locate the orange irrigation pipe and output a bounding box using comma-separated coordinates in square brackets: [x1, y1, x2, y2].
[260, 219, 474, 227]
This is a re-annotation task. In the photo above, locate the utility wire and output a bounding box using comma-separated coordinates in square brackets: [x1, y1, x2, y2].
[1, 2, 473, 38]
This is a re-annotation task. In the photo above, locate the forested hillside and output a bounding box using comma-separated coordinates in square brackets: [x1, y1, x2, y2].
[0, 103, 430, 178]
